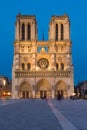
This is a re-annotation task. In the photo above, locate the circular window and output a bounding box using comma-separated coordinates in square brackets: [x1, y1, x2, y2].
[38, 58, 49, 69]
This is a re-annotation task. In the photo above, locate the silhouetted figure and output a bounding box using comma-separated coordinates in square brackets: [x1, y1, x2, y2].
[57, 92, 61, 100]
[59, 93, 61, 100]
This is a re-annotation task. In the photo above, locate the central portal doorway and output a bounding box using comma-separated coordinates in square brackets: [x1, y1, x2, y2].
[56, 90, 64, 99]
[36, 79, 51, 98]
[23, 91, 29, 98]
[40, 90, 47, 99]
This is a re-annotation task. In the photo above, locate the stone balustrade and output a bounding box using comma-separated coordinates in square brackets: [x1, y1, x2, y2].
[15, 70, 70, 78]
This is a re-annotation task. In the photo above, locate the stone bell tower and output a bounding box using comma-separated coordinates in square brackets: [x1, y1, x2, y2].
[15, 14, 37, 41]
[48, 14, 74, 96]
[12, 14, 37, 98]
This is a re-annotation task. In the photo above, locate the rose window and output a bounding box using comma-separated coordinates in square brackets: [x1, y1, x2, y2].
[38, 58, 49, 69]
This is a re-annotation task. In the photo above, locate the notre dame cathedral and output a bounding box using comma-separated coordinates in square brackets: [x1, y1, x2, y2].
[12, 14, 74, 99]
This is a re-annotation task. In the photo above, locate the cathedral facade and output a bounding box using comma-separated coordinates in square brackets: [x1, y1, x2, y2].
[12, 14, 74, 99]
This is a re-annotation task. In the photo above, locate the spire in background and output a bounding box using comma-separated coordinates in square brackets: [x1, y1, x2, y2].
[18, 10, 21, 16]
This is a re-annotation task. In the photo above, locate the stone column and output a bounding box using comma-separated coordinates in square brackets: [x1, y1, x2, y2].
[51, 22, 55, 40]
[15, 22, 17, 40]
[32, 90, 35, 98]
[12, 85, 19, 99]
[25, 23, 27, 41]
[67, 85, 70, 98]
[12, 86, 16, 99]
[20, 22, 22, 40]
[16, 20, 20, 41]
[31, 22, 33, 40]
[52, 87, 55, 98]
[32, 85, 35, 98]
[67, 22, 70, 40]
[64, 22, 70, 40]
[32, 22, 35, 40]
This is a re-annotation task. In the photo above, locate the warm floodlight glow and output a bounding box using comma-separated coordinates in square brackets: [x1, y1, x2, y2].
[72, 93, 76, 96]
[3, 92, 6, 95]
[3, 79, 6, 86]
[7, 92, 11, 96]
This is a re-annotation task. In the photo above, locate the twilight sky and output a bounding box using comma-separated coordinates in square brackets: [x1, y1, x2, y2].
[0, 0, 87, 84]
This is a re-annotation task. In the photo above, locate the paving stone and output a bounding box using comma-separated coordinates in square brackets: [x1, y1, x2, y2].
[52, 99, 87, 130]
[0, 99, 63, 130]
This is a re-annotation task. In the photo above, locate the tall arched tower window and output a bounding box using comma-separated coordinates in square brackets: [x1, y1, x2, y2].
[22, 23, 25, 40]
[61, 63, 64, 70]
[55, 24, 58, 41]
[27, 63, 31, 70]
[61, 24, 64, 40]
[56, 63, 59, 70]
[22, 63, 25, 70]
[27, 24, 31, 40]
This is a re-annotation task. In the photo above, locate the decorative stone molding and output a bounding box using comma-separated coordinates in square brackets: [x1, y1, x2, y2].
[15, 71, 70, 78]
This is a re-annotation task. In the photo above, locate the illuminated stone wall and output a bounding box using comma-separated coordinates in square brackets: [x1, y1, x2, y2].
[12, 14, 74, 99]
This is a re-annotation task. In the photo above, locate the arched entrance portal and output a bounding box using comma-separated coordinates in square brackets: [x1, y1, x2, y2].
[19, 81, 32, 98]
[36, 79, 51, 98]
[55, 80, 67, 99]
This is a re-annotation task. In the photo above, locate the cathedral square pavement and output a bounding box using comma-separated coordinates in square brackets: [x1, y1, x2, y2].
[0, 99, 87, 130]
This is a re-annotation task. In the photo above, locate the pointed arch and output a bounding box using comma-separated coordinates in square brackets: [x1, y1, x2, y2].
[27, 23, 31, 40]
[36, 79, 51, 91]
[55, 80, 68, 98]
[56, 63, 59, 70]
[55, 24, 58, 41]
[22, 63, 25, 70]
[55, 80, 67, 90]
[36, 79, 52, 98]
[61, 24, 64, 40]
[18, 81, 32, 98]
[61, 63, 64, 70]
[22, 23, 25, 40]
[19, 81, 32, 92]
[27, 63, 31, 70]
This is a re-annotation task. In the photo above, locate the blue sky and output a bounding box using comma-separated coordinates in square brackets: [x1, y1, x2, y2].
[0, 0, 87, 84]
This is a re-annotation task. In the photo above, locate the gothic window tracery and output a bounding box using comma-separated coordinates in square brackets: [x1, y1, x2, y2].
[61, 63, 64, 70]
[55, 24, 58, 41]
[22, 23, 25, 40]
[56, 63, 59, 70]
[61, 24, 64, 40]
[27, 24, 31, 40]
[38, 58, 49, 69]
[27, 63, 31, 70]
[22, 63, 25, 70]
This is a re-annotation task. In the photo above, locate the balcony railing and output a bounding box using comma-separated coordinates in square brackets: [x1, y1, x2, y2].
[15, 70, 71, 78]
